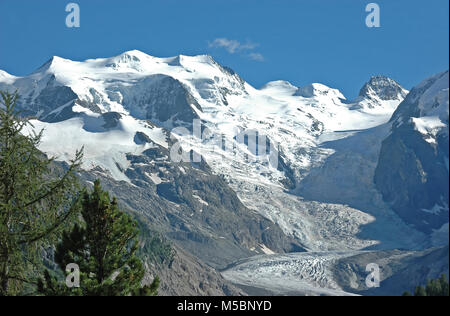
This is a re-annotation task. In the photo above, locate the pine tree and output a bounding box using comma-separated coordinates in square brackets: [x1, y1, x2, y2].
[438, 274, 449, 296]
[414, 285, 427, 296]
[405, 275, 449, 296]
[425, 278, 442, 297]
[0, 91, 82, 296]
[38, 180, 159, 296]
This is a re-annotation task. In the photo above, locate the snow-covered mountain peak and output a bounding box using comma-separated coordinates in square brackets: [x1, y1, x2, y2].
[110, 49, 147, 62]
[0, 69, 12, 77]
[359, 75, 408, 102]
[0, 70, 16, 84]
[32, 56, 79, 75]
[295, 83, 346, 101]
[0, 51, 409, 186]
[260, 80, 298, 96]
[119, 49, 148, 58]
[100, 50, 165, 72]
[178, 54, 214, 64]
[351, 76, 408, 112]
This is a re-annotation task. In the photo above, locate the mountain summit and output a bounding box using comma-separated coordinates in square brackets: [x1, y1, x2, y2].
[347, 75, 409, 113]
[359, 75, 408, 101]
[0, 51, 409, 190]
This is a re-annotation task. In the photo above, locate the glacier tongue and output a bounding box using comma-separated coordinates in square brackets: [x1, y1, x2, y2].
[221, 251, 363, 296]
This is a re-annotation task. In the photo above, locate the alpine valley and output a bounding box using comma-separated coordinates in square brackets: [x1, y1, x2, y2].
[0, 50, 448, 296]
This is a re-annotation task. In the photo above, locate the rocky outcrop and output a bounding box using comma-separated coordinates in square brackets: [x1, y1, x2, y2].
[115, 74, 202, 128]
[78, 137, 303, 270]
[151, 245, 245, 296]
[374, 71, 449, 234]
[359, 75, 407, 102]
[332, 246, 449, 296]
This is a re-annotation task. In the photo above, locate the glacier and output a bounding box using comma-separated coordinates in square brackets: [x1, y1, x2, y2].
[0, 50, 448, 295]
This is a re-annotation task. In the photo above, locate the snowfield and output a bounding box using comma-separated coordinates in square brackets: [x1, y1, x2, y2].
[23, 114, 168, 182]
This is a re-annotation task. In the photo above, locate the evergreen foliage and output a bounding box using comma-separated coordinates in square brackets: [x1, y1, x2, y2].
[403, 274, 449, 296]
[135, 215, 175, 266]
[0, 91, 82, 296]
[38, 180, 159, 296]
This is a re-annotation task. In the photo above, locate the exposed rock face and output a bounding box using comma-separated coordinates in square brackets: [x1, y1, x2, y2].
[359, 75, 408, 102]
[15, 79, 79, 122]
[134, 131, 153, 145]
[375, 71, 449, 234]
[349, 75, 409, 111]
[101, 112, 123, 129]
[113, 74, 202, 128]
[332, 246, 449, 296]
[151, 245, 246, 296]
[78, 137, 304, 270]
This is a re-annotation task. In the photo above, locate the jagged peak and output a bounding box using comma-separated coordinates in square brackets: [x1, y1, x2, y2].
[359, 75, 407, 101]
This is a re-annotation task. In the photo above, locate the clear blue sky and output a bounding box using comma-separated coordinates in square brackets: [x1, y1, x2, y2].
[0, 0, 448, 98]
